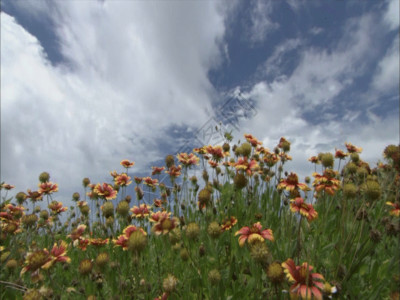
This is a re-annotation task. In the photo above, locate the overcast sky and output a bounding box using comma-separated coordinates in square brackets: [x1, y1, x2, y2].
[1, 0, 399, 206]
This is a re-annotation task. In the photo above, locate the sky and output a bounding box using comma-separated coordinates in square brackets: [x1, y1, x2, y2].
[1, 0, 399, 208]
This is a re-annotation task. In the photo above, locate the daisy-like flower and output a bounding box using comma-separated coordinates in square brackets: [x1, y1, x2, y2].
[76, 238, 90, 251]
[277, 173, 310, 192]
[335, 149, 348, 159]
[5, 204, 25, 218]
[68, 224, 87, 241]
[308, 156, 320, 164]
[152, 166, 165, 176]
[21, 249, 51, 275]
[42, 241, 71, 269]
[131, 204, 151, 219]
[48, 201, 68, 214]
[345, 142, 362, 153]
[77, 200, 88, 208]
[208, 160, 219, 168]
[234, 157, 259, 176]
[89, 238, 110, 247]
[263, 152, 280, 167]
[221, 216, 237, 231]
[386, 202, 400, 217]
[244, 134, 262, 147]
[120, 159, 135, 168]
[1, 183, 15, 190]
[235, 222, 274, 247]
[290, 198, 318, 222]
[113, 225, 147, 250]
[313, 170, 341, 196]
[205, 145, 225, 161]
[177, 153, 200, 167]
[115, 173, 132, 186]
[110, 170, 119, 178]
[26, 189, 43, 202]
[38, 182, 58, 194]
[149, 211, 179, 235]
[134, 176, 143, 184]
[282, 258, 325, 300]
[94, 183, 117, 200]
[153, 199, 163, 207]
[166, 165, 182, 178]
[143, 177, 159, 188]
[193, 146, 207, 155]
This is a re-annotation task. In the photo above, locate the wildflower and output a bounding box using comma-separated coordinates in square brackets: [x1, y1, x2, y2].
[1, 183, 15, 190]
[205, 145, 225, 161]
[345, 142, 362, 153]
[127, 230, 147, 253]
[250, 241, 270, 264]
[386, 202, 400, 217]
[150, 211, 179, 235]
[186, 222, 200, 240]
[152, 166, 165, 176]
[95, 252, 109, 268]
[26, 189, 43, 202]
[114, 173, 132, 186]
[165, 155, 175, 168]
[143, 177, 159, 188]
[360, 180, 381, 201]
[235, 222, 274, 247]
[198, 189, 211, 208]
[48, 201, 68, 214]
[320, 153, 334, 168]
[343, 183, 357, 199]
[165, 165, 182, 178]
[38, 182, 58, 194]
[21, 249, 51, 275]
[263, 152, 280, 167]
[6, 259, 18, 270]
[208, 160, 219, 168]
[282, 258, 325, 300]
[290, 198, 318, 222]
[42, 241, 71, 269]
[221, 216, 237, 231]
[23, 289, 43, 300]
[335, 149, 348, 159]
[244, 134, 262, 147]
[308, 156, 320, 164]
[278, 137, 291, 152]
[94, 183, 117, 200]
[169, 228, 182, 244]
[177, 153, 200, 167]
[120, 159, 135, 168]
[234, 157, 259, 176]
[113, 225, 147, 250]
[116, 201, 130, 217]
[135, 186, 144, 200]
[277, 173, 310, 192]
[68, 224, 86, 241]
[153, 199, 163, 207]
[89, 238, 109, 247]
[22, 214, 38, 228]
[267, 262, 285, 284]
[313, 170, 341, 196]
[131, 204, 151, 219]
[15, 191, 28, 205]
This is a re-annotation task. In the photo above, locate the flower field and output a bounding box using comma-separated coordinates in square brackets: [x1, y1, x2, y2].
[1, 134, 399, 299]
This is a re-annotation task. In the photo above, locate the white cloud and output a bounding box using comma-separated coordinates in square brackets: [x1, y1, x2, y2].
[383, 0, 400, 31]
[248, 0, 279, 43]
[1, 1, 229, 203]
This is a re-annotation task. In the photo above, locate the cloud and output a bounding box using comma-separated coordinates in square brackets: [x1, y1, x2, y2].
[247, 0, 279, 43]
[383, 0, 400, 31]
[1, 1, 229, 203]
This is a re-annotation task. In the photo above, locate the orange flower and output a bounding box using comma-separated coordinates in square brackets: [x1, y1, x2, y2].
[263, 152, 280, 167]
[308, 156, 320, 164]
[94, 183, 117, 200]
[134, 176, 143, 184]
[143, 177, 159, 188]
[153, 199, 162, 207]
[177, 153, 200, 167]
[42, 240, 71, 269]
[221, 216, 237, 231]
[234, 157, 259, 176]
[244, 134, 262, 147]
[277, 173, 310, 192]
[26, 189, 43, 202]
[48, 201, 68, 214]
[334, 149, 348, 159]
[113, 225, 147, 250]
[235, 222, 274, 247]
[193, 146, 207, 155]
[386, 202, 400, 217]
[165, 165, 182, 178]
[312, 170, 341, 196]
[68, 224, 87, 241]
[345, 142, 362, 153]
[149, 211, 179, 235]
[1, 183, 15, 190]
[110, 170, 119, 178]
[89, 238, 110, 246]
[115, 173, 132, 186]
[208, 160, 219, 168]
[282, 259, 324, 300]
[120, 159, 135, 168]
[21, 249, 51, 275]
[131, 204, 151, 219]
[290, 198, 318, 222]
[38, 182, 58, 194]
[205, 145, 225, 161]
[152, 167, 165, 176]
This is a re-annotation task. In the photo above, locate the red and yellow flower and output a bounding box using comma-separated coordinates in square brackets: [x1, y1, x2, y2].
[166, 165, 182, 178]
[152, 166, 165, 176]
[386, 202, 400, 217]
[42, 240, 71, 269]
[345, 142, 362, 153]
[205, 145, 226, 161]
[277, 173, 310, 192]
[234, 157, 259, 176]
[221, 216, 237, 231]
[290, 198, 318, 222]
[94, 183, 117, 200]
[335, 149, 348, 159]
[149, 211, 179, 235]
[38, 182, 58, 194]
[1, 183, 15, 190]
[177, 153, 200, 167]
[115, 173, 132, 186]
[113, 225, 147, 250]
[131, 204, 151, 219]
[143, 177, 159, 188]
[48, 201, 68, 214]
[26, 189, 43, 202]
[235, 222, 274, 247]
[120, 159, 135, 168]
[68, 224, 87, 241]
[244, 134, 262, 147]
[312, 170, 341, 196]
[282, 258, 324, 300]
[89, 237, 110, 247]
